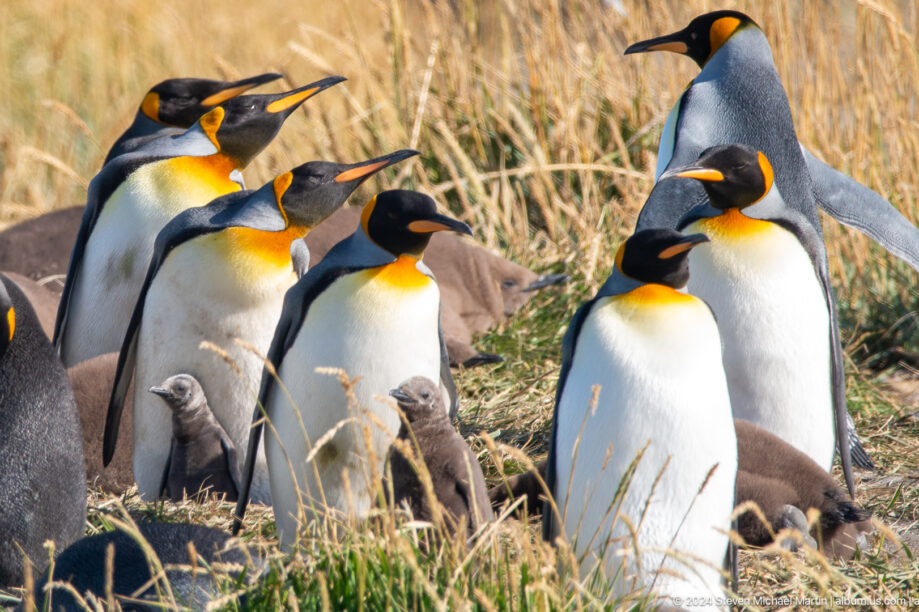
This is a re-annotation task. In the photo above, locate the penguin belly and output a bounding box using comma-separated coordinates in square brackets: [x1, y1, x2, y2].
[554, 288, 735, 607]
[267, 261, 442, 545]
[62, 158, 240, 366]
[132, 235, 295, 502]
[685, 214, 834, 470]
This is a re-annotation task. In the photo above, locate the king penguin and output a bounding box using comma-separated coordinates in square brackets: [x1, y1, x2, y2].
[659, 144, 855, 496]
[232, 190, 471, 545]
[543, 229, 735, 610]
[104, 73, 282, 164]
[103, 150, 419, 503]
[625, 11, 885, 470]
[624, 9, 919, 276]
[53, 75, 345, 367]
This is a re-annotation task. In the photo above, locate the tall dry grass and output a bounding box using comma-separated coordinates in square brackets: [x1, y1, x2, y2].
[2, 0, 919, 609]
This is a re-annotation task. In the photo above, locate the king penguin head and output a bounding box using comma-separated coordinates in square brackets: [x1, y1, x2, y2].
[360, 190, 473, 258]
[0, 281, 14, 359]
[275, 149, 420, 230]
[624, 10, 758, 67]
[195, 75, 346, 167]
[615, 229, 709, 289]
[659, 144, 774, 211]
[138, 73, 283, 128]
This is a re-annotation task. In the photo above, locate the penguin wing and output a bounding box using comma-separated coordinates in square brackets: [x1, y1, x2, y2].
[103, 190, 272, 465]
[233, 231, 397, 533]
[221, 432, 244, 500]
[765, 211, 858, 497]
[53, 153, 171, 350]
[804, 146, 919, 274]
[542, 298, 598, 543]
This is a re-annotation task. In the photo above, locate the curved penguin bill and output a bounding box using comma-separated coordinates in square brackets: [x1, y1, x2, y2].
[104, 72, 284, 164]
[231, 190, 471, 534]
[542, 228, 711, 543]
[101, 150, 418, 468]
[626, 9, 919, 277]
[52, 74, 346, 356]
[659, 145, 857, 497]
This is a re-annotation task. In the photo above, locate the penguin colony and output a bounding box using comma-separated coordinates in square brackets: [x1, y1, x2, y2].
[3, 8, 917, 607]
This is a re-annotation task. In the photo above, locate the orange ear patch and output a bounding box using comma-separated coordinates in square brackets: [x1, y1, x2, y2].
[709, 16, 741, 59]
[141, 92, 160, 121]
[199, 107, 226, 149]
[273, 171, 294, 223]
[757, 151, 774, 197]
[360, 195, 378, 235]
[6, 307, 14, 341]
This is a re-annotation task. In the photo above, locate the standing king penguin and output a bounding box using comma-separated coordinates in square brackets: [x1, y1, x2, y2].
[660, 144, 853, 495]
[543, 230, 736, 610]
[233, 190, 471, 545]
[0, 275, 85, 587]
[103, 150, 418, 502]
[625, 11, 888, 471]
[53, 75, 345, 367]
[104, 73, 282, 164]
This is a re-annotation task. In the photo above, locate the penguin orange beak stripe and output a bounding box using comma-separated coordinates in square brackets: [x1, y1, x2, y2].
[202, 83, 262, 106]
[334, 160, 391, 183]
[658, 234, 709, 259]
[266, 87, 321, 113]
[408, 216, 472, 235]
[645, 41, 689, 54]
[624, 34, 689, 56]
[675, 168, 725, 182]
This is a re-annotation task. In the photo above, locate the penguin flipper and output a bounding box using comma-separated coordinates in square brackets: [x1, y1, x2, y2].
[221, 433, 243, 501]
[543, 299, 597, 543]
[804, 146, 919, 273]
[438, 308, 460, 420]
[160, 439, 175, 499]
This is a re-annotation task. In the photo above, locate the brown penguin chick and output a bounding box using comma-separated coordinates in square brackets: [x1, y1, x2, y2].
[305, 207, 566, 367]
[68, 353, 135, 494]
[388, 376, 493, 536]
[0, 207, 82, 292]
[3, 272, 58, 339]
[488, 459, 547, 519]
[150, 374, 241, 502]
[734, 419, 872, 559]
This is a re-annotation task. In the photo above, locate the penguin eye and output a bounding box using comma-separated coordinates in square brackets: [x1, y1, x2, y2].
[420, 391, 431, 400]
[690, 32, 698, 40]
[501, 279, 517, 289]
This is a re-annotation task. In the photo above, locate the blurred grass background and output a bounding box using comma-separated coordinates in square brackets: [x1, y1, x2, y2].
[2, 0, 919, 609]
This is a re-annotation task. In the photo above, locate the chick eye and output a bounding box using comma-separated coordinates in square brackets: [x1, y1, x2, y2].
[420, 391, 431, 400]
[501, 279, 517, 289]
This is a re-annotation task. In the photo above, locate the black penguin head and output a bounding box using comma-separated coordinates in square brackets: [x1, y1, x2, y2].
[139, 73, 282, 127]
[149, 374, 205, 413]
[389, 376, 442, 423]
[615, 229, 709, 288]
[0, 281, 13, 360]
[275, 149, 420, 229]
[658, 144, 774, 210]
[624, 10, 758, 67]
[360, 190, 473, 257]
[196, 75, 345, 166]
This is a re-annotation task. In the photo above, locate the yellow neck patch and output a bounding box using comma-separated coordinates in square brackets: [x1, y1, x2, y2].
[367, 255, 431, 290]
[615, 283, 696, 307]
[141, 92, 160, 121]
[224, 224, 309, 269]
[198, 107, 225, 150]
[708, 16, 741, 61]
[165, 154, 241, 193]
[6, 307, 14, 341]
[691, 208, 773, 239]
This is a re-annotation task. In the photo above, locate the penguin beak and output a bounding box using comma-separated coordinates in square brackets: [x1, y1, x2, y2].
[201, 72, 284, 106]
[658, 164, 725, 183]
[657, 233, 710, 259]
[149, 385, 174, 400]
[407, 213, 473, 236]
[624, 31, 689, 56]
[333, 149, 420, 185]
[522, 273, 570, 292]
[389, 388, 413, 403]
[266, 76, 347, 115]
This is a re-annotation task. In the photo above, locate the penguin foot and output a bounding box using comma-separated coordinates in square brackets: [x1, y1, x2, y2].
[462, 353, 505, 368]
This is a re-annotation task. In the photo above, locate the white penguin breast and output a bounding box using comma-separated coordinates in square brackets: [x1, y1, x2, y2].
[268, 265, 443, 523]
[554, 289, 735, 601]
[132, 236, 295, 500]
[685, 215, 834, 470]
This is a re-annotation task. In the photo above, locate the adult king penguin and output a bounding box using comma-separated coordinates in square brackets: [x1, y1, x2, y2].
[104, 73, 282, 164]
[659, 144, 854, 496]
[233, 190, 471, 545]
[104, 150, 418, 503]
[53, 75, 344, 367]
[543, 230, 735, 610]
[625, 10, 889, 470]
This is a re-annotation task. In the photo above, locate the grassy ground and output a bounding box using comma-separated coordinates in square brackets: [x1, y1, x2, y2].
[2, 0, 919, 609]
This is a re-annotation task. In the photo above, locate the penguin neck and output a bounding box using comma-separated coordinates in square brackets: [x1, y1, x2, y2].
[699, 26, 773, 82]
[597, 268, 644, 298]
[126, 112, 170, 141]
[171, 403, 210, 442]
